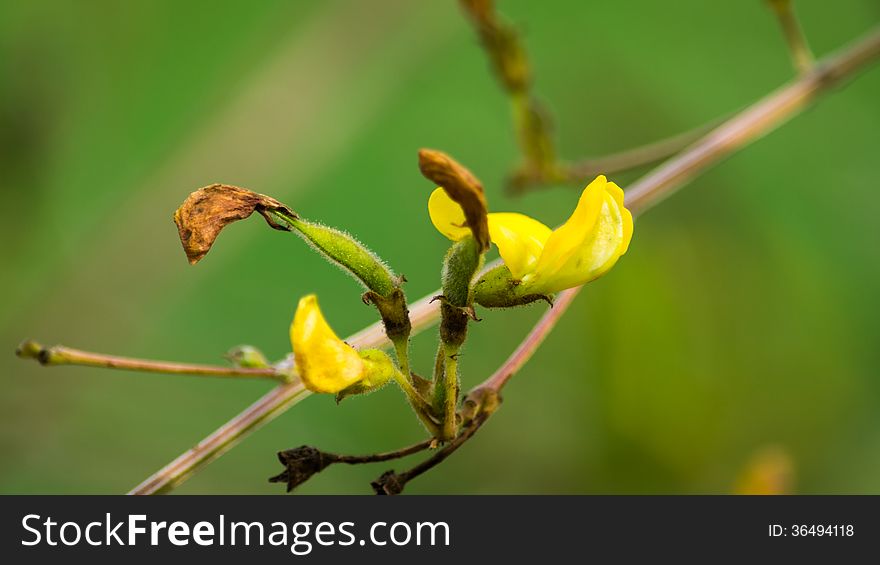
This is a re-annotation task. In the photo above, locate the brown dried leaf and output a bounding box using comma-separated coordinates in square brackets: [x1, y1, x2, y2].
[418, 149, 490, 252]
[173, 184, 297, 264]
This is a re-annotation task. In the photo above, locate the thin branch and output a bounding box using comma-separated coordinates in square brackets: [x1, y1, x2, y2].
[565, 120, 719, 178]
[508, 119, 723, 193]
[371, 414, 488, 495]
[269, 438, 435, 492]
[130, 378, 310, 494]
[334, 439, 435, 465]
[369, 26, 880, 493]
[623, 26, 880, 214]
[16, 340, 282, 380]
[479, 287, 581, 395]
[462, 0, 722, 194]
[132, 24, 880, 495]
[767, 0, 815, 74]
[459, 0, 560, 185]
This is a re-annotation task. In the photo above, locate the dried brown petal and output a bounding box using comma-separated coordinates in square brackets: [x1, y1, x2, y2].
[418, 149, 490, 252]
[172, 184, 297, 264]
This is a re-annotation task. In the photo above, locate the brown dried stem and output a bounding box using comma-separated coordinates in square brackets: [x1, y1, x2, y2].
[270, 438, 435, 492]
[371, 414, 489, 495]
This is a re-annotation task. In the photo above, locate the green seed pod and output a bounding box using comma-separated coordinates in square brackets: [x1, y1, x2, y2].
[439, 236, 483, 348]
[288, 217, 397, 297]
[473, 263, 553, 308]
[441, 236, 483, 308]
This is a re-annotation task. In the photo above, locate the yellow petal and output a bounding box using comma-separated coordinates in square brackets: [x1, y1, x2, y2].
[538, 180, 633, 293]
[532, 175, 608, 282]
[487, 212, 552, 279]
[428, 187, 471, 241]
[290, 294, 364, 394]
[608, 181, 633, 256]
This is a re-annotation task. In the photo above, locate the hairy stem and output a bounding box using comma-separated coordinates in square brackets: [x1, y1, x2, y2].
[391, 367, 442, 438]
[440, 344, 460, 441]
[132, 24, 880, 495]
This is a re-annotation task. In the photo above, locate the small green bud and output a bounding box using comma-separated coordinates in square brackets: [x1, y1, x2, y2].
[224, 345, 270, 369]
[285, 216, 397, 297]
[473, 264, 553, 308]
[15, 339, 43, 360]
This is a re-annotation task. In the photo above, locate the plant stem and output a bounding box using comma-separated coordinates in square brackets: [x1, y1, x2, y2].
[16, 340, 283, 381]
[131, 379, 311, 494]
[476, 287, 581, 396]
[624, 26, 880, 214]
[767, 0, 815, 74]
[459, 0, 559, 183]
[333, 438, 434, 465]
[392, 340, 411, 380]
[132, 24, 880, 495]
[391, 367, 442, 438]
[564, 120, 720, 179]
[440, 344, 460, 441]
[371, 413, 488, 495]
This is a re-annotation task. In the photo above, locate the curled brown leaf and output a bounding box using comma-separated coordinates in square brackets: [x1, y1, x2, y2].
[173, 184, 297, 264]
[418, 149, 490, 252]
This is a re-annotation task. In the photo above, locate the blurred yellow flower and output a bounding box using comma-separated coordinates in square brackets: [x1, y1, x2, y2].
[290, 294, 391, 394]
[429, 175, 633, 294]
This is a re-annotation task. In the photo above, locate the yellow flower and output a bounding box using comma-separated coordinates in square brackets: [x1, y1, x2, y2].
[290, 294, 393, 394]
[429, 175, 633, 295]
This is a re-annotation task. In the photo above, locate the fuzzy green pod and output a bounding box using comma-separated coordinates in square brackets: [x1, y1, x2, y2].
[441, 236, 483, 308]
[286, 217, 397, 297]
[438, 236, 483, 349]
[472, 263, 553, 308]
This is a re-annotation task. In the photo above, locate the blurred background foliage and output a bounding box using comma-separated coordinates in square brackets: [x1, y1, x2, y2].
[1, 0, 878, 494]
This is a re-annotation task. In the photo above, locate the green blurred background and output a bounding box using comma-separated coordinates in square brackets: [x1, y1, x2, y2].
[1, 0, 878, 494]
